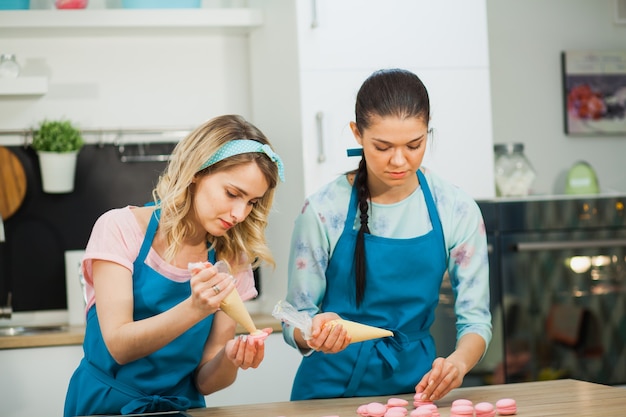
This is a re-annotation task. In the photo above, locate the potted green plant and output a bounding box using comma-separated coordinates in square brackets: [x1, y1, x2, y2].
[31, 119, 84, 193]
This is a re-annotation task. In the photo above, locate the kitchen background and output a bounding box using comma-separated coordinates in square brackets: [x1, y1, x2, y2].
[0, 0, 625, 416]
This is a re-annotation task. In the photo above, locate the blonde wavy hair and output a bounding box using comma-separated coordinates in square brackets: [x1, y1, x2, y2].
[152, 114, 279, 272]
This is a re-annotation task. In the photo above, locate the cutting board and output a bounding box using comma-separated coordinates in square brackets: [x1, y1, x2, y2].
[0, 146, 27, 220]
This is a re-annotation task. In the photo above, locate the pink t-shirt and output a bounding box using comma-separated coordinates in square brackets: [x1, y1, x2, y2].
[81, 206, 258, 312]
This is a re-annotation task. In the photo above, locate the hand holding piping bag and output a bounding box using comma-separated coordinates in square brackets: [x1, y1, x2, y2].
[187, 260, 236, 317]
[190, 261, 268, 339]
[307, 314, 392, 353]
[273, 300, 392, 351]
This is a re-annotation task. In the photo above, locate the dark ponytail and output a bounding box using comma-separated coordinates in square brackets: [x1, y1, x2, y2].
[354, 158, 370, 306]
[351, 68, 430, 307]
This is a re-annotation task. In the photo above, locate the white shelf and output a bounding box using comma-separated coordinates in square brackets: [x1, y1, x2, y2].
[0, 8, 263, 31]
[0, 76, 48, 96]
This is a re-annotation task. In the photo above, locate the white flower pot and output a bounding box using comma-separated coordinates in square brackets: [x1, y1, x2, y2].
[37, 150, 79, 193]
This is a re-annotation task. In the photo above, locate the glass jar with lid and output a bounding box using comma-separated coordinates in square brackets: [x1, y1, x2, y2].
[493, 143, 536, 197]
[0, 54, 21, 79]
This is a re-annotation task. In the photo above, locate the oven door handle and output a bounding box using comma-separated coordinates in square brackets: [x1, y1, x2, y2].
[514, 239, 626, 251]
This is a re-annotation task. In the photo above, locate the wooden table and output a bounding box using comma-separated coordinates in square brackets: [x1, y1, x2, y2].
[188, 379, 625, 417]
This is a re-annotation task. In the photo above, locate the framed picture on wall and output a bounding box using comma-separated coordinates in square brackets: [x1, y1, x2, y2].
[561, 50, 626, 135]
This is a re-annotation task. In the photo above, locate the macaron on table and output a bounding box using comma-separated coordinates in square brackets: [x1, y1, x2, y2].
[177, 379, 625, 417]
[474, 401, 496, 417]
[494, 399, 517, 416]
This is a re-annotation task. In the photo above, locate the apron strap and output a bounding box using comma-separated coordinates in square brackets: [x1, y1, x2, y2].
[417, 169, 446, 256]
[82, 358, 192, 414]
[121, 396, 192, 414]
[83, 358, 146, 398]
[375, 340, 399, 370]
[137, 208, 160, 262]
[345, 341, 374, 397]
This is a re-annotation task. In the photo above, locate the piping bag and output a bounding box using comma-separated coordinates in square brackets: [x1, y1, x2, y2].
[189, 260, 267, 339]
[272, 300, 313, 340]
[272, 300, 393, 343]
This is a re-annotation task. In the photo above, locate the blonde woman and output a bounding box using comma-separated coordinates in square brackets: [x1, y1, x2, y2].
[64, 114, 284, 417]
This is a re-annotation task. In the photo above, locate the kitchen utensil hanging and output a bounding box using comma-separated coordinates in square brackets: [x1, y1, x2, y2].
[117, 142, 176, 163]
[0, 146, 27, 220]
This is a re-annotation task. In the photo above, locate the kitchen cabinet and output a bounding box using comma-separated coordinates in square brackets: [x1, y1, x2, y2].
[298, 70, 367, 195]
[0, 344, 83, 417]
[297, 0, 490, 71]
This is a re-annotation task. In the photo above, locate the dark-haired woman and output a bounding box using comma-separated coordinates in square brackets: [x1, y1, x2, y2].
[282, 69, 491, 402]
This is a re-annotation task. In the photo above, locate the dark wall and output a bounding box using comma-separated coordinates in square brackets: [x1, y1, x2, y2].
[1, 143, 173, 312]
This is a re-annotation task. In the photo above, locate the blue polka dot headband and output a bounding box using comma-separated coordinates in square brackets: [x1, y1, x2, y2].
[199, 139, 285, 182]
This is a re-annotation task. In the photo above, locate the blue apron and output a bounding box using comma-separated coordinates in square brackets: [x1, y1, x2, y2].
[64, 210, 215, 416]
[291, 170, 447, 400]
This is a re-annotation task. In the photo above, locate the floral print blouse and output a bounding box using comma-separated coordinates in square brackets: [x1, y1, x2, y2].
[283, 167, 492, 354]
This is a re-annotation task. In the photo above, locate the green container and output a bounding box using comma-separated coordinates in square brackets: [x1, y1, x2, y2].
[565, 161, 599, 195]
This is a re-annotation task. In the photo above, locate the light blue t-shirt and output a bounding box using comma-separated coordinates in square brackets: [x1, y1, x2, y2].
[284, 167, 492, 354]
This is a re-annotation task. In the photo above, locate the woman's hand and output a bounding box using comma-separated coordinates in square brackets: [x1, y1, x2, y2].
[224, 327, 273, 369]
[415, 333, 485, 401]
[189, 262, 236, 316]
[305, 312, 351, 353]
[414, 357, 465, 401]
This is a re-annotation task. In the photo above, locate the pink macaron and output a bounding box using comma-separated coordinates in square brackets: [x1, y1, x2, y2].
[449, 404, 474, 417]
[452, 399, 473, 407]
[357, 404, 370, 416]
[366, 401, 388, 417]
[417, 403, 440, 417]
[247, 329, 270, 342]
[409, 407, 433, 417]
[495, 398, 517, 415]
[413, 393, 434, 408]
[387, 397, 410, 408]
[385, 407, 409, 417]
[475, 401, 496, 417]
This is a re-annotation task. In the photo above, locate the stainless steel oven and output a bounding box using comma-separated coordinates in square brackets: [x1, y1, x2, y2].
[479, 195, 626, 386]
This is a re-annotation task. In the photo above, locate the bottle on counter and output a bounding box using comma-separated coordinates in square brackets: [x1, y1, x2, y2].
[493, 143, 536, 197]
[0, 54, 21, 79]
